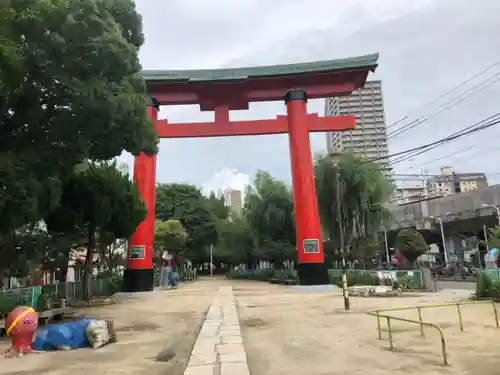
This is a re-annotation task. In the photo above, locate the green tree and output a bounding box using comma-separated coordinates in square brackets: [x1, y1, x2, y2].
[45, 161, 146, 299]
[154, 219, 188, 266]
[244, 171, 296, 266]
[213, 216, 254, 266]
[155, 184, 218, 264]
[206, 191, 229, 220]
[0, 0, 157, 241]
[488, 227, 500, 249]
[395, 228, 428, 265]
[314, 152, 394, 263]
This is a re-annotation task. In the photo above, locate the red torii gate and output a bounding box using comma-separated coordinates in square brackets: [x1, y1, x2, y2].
[123, 53, 379, 292]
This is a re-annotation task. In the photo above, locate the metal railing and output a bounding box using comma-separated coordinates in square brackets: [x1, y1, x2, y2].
[366, 300, 499, 365]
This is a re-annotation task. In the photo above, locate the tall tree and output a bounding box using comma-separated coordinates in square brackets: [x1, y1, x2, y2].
[156, 184, 218, 263]
[45, 161, 146, 298]
[154, 219, 188, 267]
[0, 0, 157, 239]
[395, 228, 428, 265]
[244, 171, 296, 266]
[213, 216, 254, 266]
[314, 152, 394, 262]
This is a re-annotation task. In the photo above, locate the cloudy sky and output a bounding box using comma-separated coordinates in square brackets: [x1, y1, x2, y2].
[121, 0, 500, 193]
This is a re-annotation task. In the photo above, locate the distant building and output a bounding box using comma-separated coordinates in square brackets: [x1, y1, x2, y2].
[325, 80, 391, 177]
[223, 189, 243, 212]
[392, 185, 426, 205]
[427, 166, 488, 197]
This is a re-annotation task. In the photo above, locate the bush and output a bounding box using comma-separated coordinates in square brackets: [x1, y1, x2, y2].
[476, 271, 500, 298]
[227, 268, 275, 281]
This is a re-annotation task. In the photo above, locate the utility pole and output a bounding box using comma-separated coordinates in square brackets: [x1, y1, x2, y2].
[209, 244, 213, 276]
[334, 166, 350, 311]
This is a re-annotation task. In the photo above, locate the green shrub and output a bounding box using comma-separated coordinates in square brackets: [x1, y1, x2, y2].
[476, 271, 500, 298]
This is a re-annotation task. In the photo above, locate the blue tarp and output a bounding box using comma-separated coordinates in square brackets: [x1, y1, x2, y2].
[32, 318, 94, 351]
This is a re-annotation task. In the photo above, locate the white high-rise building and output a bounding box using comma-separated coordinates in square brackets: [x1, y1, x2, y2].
[325, 80, 391, 175]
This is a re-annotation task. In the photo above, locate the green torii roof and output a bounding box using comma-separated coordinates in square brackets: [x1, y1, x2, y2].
[141, 53, 378, 83]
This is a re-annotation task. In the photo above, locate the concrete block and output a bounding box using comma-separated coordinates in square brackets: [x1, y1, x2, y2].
[219, 352, 247, 363]
[216, 343, 245, 354]
[184, 365, 216, 375]
[220, 363, 250, 375]
[221, 335, 243, 344]
[188, 352, 217, 366]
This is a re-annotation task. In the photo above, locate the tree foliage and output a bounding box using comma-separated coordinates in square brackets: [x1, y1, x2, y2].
[45, 161, 146, 298]
[212, 216, 254, 266]
[395, 228, 428, 264]
[314, 153, 394, 262]
[154, 219, 188, 263]
[0, 0, 157, 240]
[243, 171, 296, 265]
[155, 184, 218, 262]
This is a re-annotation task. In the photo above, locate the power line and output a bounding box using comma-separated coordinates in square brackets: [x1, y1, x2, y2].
[365, 112, 500, 167]
[385, 70, 500, 140]
[387, 113, 500, 166]
[348, 57, 500, 156]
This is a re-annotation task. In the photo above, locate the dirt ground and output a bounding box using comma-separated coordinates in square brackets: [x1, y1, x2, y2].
[0, 279, 220, 375]
[233, 281, 500, 375]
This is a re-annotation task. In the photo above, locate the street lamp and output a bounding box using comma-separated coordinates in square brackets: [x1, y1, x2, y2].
[382, 227, 390, 263]
[429, 212, 452, 267]
[482, 204, 500, 227]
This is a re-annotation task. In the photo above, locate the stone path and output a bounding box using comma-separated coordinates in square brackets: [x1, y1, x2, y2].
[184, 286, 250, 375]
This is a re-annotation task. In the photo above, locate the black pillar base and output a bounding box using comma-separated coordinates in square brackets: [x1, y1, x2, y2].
[297, 262, 329, 285]
[122, 268, 154, 292]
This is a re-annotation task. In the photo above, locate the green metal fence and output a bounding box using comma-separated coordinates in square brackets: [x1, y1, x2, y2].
[41, 279, 118, 302]
[0, 286, 42, 308]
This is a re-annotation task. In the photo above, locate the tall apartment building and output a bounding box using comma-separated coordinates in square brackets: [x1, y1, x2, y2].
[427, 166, 488, 197]
[223, 188, 243, 212]
[325, 80, 391, 174]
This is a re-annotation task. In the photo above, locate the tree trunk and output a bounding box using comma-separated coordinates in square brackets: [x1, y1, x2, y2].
[84, 227, 95, 301]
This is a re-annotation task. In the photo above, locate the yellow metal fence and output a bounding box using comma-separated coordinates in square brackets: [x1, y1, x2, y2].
[366, 300, 499, 365]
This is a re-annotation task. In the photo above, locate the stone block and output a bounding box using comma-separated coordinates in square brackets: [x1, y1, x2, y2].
[219, 352, 247, 363]
[216, 343, 245, 354]
[221, 335, 243, 344]
[220, 363, 250, 375]
[184, 364, 216, 375]
[192, 339, 216, 354]
[188, 352, 217, 366]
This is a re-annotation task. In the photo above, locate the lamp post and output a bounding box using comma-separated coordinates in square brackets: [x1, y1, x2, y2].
[429, 214, 452, 267]
[382, 227, 390, 263]
[332, 155, 350, 311]
[482, 204, 500, 227]
[483, 224, 490, 251]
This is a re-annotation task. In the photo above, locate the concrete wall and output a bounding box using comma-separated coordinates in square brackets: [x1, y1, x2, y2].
[390, 184, 500, 230]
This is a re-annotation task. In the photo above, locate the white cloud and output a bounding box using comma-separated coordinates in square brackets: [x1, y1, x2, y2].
[201, 168, 250, 196]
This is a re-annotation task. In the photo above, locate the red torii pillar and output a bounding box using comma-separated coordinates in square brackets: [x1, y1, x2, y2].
[123, 97, 159, 292]
[123, 91, 354, 291]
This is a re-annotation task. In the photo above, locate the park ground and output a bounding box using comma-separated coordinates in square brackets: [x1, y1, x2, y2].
[0, 278, 499, 375]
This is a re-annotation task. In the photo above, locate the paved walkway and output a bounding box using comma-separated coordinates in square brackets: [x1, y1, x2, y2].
[184, 286, 250, 375]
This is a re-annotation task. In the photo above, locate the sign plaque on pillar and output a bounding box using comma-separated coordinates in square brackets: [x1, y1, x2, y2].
[303, 239, 320, 253]
[129, 245, 145, 260]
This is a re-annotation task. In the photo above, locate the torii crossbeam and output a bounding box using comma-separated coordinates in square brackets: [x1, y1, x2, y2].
[123, 53, 379, 292]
